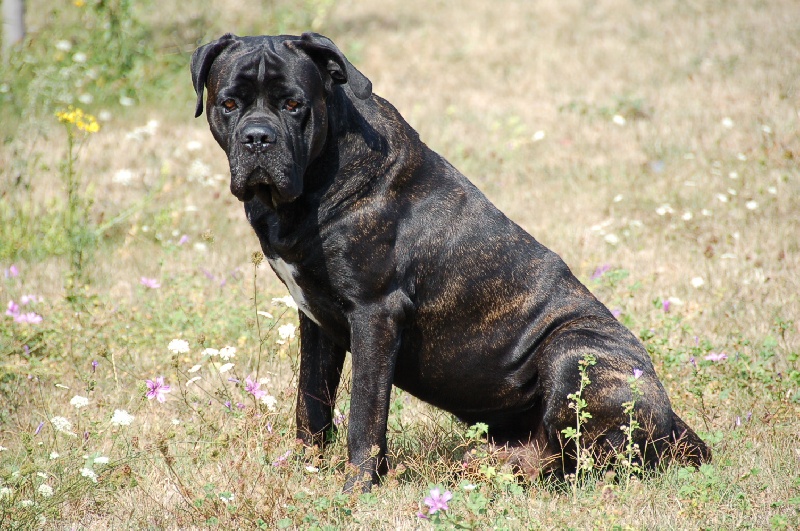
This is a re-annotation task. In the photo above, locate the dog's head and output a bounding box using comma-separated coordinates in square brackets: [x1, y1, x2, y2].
[191, 33, 372, 206]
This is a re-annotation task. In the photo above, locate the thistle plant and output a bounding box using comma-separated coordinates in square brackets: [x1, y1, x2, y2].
[561, 353, 596, 498]
[55, 106, 99, 301]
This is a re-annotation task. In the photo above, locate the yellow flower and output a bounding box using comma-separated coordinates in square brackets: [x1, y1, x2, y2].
[56, 106, 100, 133]
[74, 0, 85, 6]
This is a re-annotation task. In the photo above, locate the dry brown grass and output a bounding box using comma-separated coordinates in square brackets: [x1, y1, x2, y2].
[1, 0, 799, 528]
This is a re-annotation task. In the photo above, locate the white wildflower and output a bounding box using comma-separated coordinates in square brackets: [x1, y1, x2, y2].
[94, 456, 109, 465]
[304, 465, 319, 473]
[682, 211, 693, 221]
[50, 416, 75, 436]
[604, 233, 620, 245]
[219, 346, 236, 361]
[187, 364, 202, 373]
[70, 395, 89, 409]
[655, 204, 674, 216]
[219, 363, 234, 374]
[37, 484, 54, 498]
[202, 347, 219, 357]
[532, 130, 545, 142]
[20, 499, 34, 507]
[278, 323, 296, 341]
[691, 277, 705, 289]
[272, 295, 298, 310]
[716, 193, 729, 203]
[110, 409, 134, 427]
[745, 201, 758, 210]
[49, 452, 59, 460]
[72, 52, 87, 64]
[0, 487, 12, 497]
[612, 114, 626, 126]
[721, 117, 734, 128]
[186, 376, 202, 386]
[262, 394, 278, 412]
[80, 467, 98, 483]
[112, 169, 134, 186]
[168, 339, 190, 354]
[55, 40, 72, 52]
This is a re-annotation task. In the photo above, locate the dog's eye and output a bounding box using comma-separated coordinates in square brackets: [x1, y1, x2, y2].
[284, 99, 301, 112]
[222, 99, 238, 113]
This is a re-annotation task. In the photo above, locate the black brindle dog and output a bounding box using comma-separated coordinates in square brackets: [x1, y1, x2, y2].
[191, 32, 710, 492]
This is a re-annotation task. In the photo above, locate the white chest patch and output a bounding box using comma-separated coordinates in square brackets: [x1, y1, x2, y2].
[268, 257, 322, 326]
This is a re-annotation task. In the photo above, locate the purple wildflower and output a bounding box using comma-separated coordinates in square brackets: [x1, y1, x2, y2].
[145, 376, 171, 403]
[92, 360, 98, 373]
[662, 299, 671, 312]
[272, 449, 291, 467]
[140, 277, 161, 289]
[632, 368, 643, 379]
[611, 308, 622, 319]
[245, 375, 266, 400]
[5, 264, 19, 278]
[591, 264, 611, 280]
[746, 411, 752, 422]
[333, 409, 345, 426]
[704, 352, 728, 362]
[34, 421, 45, 435]
[178, 234, 189, 245]
[689, 356, 697, 368]
[14, 312, 43, 324]
[423, 488, 452, 515]
[6, 300, 19, 317]
[20, 294, 41, 306]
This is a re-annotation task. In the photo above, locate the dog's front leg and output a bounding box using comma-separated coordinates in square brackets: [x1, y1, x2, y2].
[296, 312, 347, 449]
[343, 299, 405, 493]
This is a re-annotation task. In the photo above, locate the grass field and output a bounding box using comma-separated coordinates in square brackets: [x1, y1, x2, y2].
[1, 0, 799, 528]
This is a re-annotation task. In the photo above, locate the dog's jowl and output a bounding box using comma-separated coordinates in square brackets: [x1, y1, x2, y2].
[192, 32, 710, 492]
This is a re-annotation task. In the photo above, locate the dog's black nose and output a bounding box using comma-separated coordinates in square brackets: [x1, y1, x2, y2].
[240, 123, 277, 153]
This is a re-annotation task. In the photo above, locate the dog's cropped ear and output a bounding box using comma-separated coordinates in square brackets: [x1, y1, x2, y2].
[287, 33, 372, 100]
[191, 34, 237, 117]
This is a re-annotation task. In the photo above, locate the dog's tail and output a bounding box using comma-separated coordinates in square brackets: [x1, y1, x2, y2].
[669, 412, 712, 466]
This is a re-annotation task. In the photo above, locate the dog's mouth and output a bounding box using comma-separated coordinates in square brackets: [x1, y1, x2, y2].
[251, 182, 275, 206]
[231, 167, 276, 204]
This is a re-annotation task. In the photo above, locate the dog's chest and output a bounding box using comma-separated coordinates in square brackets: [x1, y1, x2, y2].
[267, 257, 322, 326]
